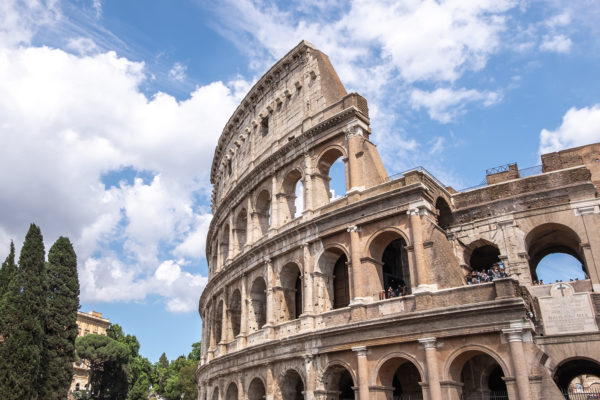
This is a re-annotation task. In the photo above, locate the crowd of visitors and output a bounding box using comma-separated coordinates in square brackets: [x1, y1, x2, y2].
[379, 280, 408, 300]
[466, 264, 508, 285]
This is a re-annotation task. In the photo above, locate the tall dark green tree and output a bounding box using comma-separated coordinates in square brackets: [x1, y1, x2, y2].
[0, 224, 47, 400]
[0, 241, 17, 334]
[40, 236, 80, 400]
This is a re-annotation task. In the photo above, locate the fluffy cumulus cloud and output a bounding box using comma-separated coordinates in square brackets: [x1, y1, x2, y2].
[410, 88, 501, 123]
[0, 1, 243, 312]
[539, 105, 600, 154]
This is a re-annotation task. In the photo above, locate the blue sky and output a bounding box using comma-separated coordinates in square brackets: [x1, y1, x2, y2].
[0, 0, 599, 362]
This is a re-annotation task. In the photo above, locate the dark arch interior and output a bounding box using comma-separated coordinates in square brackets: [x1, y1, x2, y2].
[435, 197, 453, 229]
[554, 359, 600, 392]
[250, 278, 267, 331]
[391, 363, 422, 398]
[469, 245, 501, 272]
[324, 366, 355, 400]
[382, 238, 410, 295]
[333, 254, 350, 309]
[248, 378, 266, 400]
[294, 273, 303, 319]
[281, 263, 302, 320]
[339, 369, 355, 400]
[230, 290, 241, 337]
[460, 354, 506, 397]
[226, 384, 238, 400]
[282, 370, 304, 400]
[215, 300, 223, 344]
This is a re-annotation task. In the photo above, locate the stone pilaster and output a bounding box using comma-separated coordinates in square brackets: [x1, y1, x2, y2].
[352, 346, 370, 400]
[503, 328, 531, 400]
[419, 337, 443, 400]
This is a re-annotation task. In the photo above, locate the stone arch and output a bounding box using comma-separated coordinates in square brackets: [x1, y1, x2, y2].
[249, 276, 267, 332]
[445, 346, 511, 400]
[255, 190, 271, 236]
[373, 352, 425, 386]
[235, 208, 247, 252]
[229, 289, 242, 337]
[210, 239, 219, 273]
[247, 376, 267, 400]
[211, 386, 219, 400]
[321, 361, 357, 400]
[314, 146, 348, 207]
[215, 299, 223, 344]
[464, 239, 502, 273]
[553, 357, 600, 393]
[281, 168, 304, 224]
[317, 245, 351, 310]
[525, 222, 587, 282]
[280, 262, 303, 320]
[225, 381, 238, 400]
[374, 354, 424, 399]
[280, 368, 305, 400]
[435, 197, 453, 229]
[367, 228, 412, 296]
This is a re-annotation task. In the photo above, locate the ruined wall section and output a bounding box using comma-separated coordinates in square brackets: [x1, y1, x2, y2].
[210, 41, 347, 211]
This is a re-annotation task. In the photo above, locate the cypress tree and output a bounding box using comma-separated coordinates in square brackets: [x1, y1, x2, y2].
[0, 224, 47, 400]
[40, 236, 80, 400]
[0, 241, 17, 335]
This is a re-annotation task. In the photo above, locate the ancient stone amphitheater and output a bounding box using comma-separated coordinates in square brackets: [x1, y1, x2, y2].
[197, 41, 600, 400]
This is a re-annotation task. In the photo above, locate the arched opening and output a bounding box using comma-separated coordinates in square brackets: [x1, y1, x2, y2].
[249, 277, 267, 332]
[229, 289, 242, 337]
[314, 148, 346, 207]
[295, 179, 304, 219]
[280, 263, 302, 320]
[448, 350, 507, 400]
[75, 383, 80, 391]
[435, 197, 453, 229]
[256, 190, 271, 235]
[221, 225, 230, 264]
[212, 388, 219, 400]
[226, 382, 238, 400]
[235, 209, 247, 251]
[377, 357, 423, 400]
[248, 378, 266, 400]
[211, 240, 218, 273]
[282, 370, 304, 400]
[554, 358, 600, 394]
[333, 254, 350, 309]
[469, 243, 501, 272]
[215, 300, 223, 344]
[526, 223, 587, 284]
[281, 169, 303, 224]
[382, 238, 411, 296]
[323, 365, 355, 400]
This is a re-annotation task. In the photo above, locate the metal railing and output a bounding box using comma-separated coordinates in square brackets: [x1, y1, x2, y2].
[486, 163, 516, 175]
[562, 388, 600, 399]
[386, 166, 448, 192]
[459, 165, 543, 192]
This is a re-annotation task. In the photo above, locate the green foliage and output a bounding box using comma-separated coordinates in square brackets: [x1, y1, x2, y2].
[0, 241, 16, 334]
[0, 224, 47, 400]
[40, 236, 80, 400]
[108, 324, 141, 358]
[188, 341, 202, 362]
[76, 334, 131, 400]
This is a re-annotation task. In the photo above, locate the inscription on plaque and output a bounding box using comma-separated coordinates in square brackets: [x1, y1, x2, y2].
[539, 283, 598, 335]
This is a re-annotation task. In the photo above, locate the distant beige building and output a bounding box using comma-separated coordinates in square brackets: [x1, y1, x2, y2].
[197, 41, 600, 400]
[70, 311, 110, 394]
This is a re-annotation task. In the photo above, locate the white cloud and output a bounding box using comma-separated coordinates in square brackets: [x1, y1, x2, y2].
[66, 37, 99, 55]
[92, 0, 102, 19]
[168, 62, 187, 82]
[0, 0, 59, 48]
[539, 104, 600, 154]
[410, 87, 501, 123]
[0, 40, 242, 312]
[540, 34, 572, 53]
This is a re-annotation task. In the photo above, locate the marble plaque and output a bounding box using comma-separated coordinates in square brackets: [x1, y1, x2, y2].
[539, 283, 598, 335]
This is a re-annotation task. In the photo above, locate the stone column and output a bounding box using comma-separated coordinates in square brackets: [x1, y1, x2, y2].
[220, 289, 229, 353]
[419, 337, 443, 400]
[271, 174, 279, 229]
[246, 197, 254, 246]
[302, 243, 314, 315]
[352, 346, 370, 400]
[346, 125, 364, 191]
[200, 313, 207, 364]
[347, 225, 363, 301]
[265, 259, 277, 338]
[208, 301, 216, 361]
[266, 362, 275, 400]
[503, 328, 531, 400]
[303, 152, 314, 214]
[304, 355, 315, 400]
[240, 273, 248, 347]
[408, 208, 430, 290]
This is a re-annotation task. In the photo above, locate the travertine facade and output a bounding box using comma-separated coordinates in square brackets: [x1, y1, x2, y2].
[70, 311, 110, 395]
[197, 41, 600, 400]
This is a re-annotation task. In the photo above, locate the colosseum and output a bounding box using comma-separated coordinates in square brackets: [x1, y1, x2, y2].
[196, 41, 600, 400]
